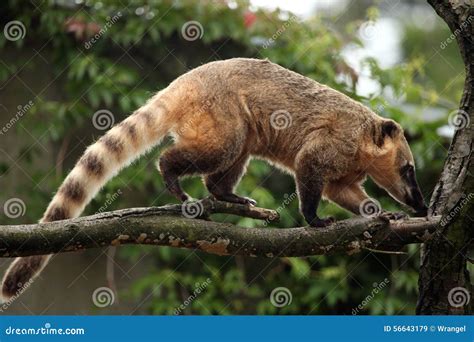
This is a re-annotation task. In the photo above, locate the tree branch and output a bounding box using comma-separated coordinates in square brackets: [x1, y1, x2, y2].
[0, 199, 440, 258]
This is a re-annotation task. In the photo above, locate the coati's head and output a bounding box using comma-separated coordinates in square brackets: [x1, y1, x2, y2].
[367, 119, 428, 216]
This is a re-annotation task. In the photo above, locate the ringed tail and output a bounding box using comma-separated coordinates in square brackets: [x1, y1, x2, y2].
[1, 94, 172, 301]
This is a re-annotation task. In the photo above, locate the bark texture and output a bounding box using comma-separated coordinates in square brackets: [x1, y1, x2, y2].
[417, 0, 473, 315]
[0, 200, 439, 258]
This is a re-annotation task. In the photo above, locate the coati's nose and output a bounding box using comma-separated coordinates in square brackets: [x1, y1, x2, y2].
[414, 204, 428, 217]
[404, 186, 427, 216]
[409, 190, 428, 217]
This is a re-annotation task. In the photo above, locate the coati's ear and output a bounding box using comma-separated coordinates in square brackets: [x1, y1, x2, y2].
[374, 120, 399, 147]
[381, 120, 399, 139]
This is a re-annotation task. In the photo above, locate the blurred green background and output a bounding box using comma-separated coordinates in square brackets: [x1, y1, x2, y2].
[0, 0, 466, 314]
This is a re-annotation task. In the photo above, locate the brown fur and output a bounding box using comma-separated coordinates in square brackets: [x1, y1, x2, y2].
[2, 58, 427, 300]
[60, 179, 85, 203]
[79, 152, 105, 177]
[1, 255, 49, 299]
[100, 135, 124, 155]
[118, 121, 137, 143]
[44, 205, 69, 222]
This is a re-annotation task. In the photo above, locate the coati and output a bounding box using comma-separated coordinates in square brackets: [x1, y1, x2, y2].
[1, 58, 427, 300]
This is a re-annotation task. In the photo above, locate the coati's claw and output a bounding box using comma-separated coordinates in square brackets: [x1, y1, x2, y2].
[211, 193, 257, 206]
[378, 211, 408, 221]
[309, 216, 335, 228]
[243, 197, 257, 206]
[180, 193, 191, 202]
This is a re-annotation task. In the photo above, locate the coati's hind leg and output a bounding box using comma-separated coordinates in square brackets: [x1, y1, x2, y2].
[158, 127, 246, 202]
[158, 147, 190, 201]
[158, 145, 234, 202]
[158, 108, 248, 203]
[204, 154, 256, 206]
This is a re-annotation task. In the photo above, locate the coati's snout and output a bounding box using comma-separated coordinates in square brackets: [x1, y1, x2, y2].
[368, 120, 428, 216]
[399, 163, 428, 216]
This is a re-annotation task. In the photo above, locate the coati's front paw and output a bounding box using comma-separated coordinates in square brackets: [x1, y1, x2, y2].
[309, 216, 335, 228]
[378, 210, 408, 221]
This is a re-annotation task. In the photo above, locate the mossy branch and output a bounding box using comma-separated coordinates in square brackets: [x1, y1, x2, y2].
[0, 199, 440, 258]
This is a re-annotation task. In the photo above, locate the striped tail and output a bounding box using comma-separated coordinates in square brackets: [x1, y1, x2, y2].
[1, 96, 171, 300]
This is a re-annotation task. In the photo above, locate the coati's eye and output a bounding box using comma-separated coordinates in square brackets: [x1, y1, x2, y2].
[400, 163, 414, 176]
